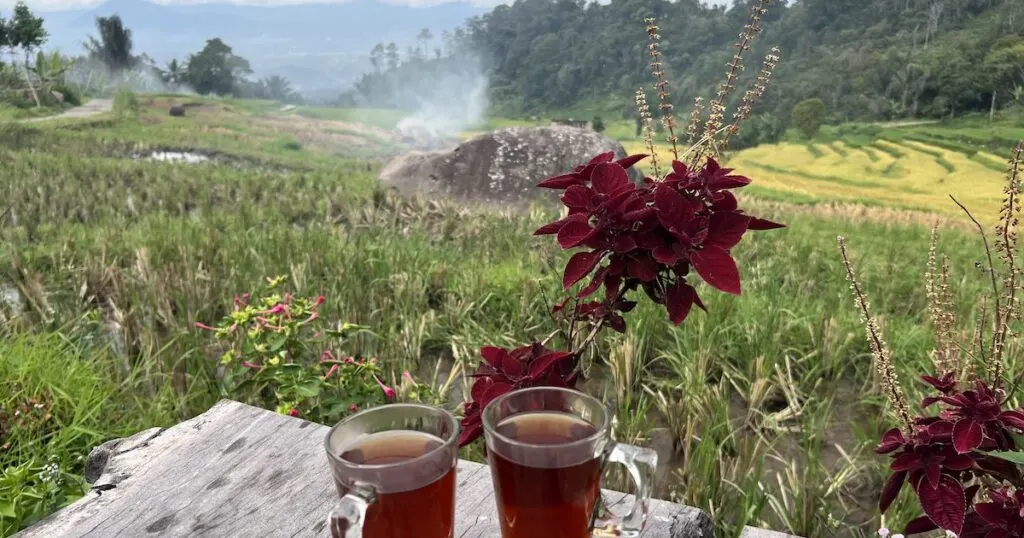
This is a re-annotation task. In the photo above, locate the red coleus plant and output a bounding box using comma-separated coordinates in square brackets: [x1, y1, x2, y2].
[458, 343, 576, 447]
[877, 374, 1024, 536]
[535, 152, 783, 329]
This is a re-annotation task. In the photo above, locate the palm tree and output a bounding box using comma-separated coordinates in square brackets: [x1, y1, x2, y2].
[84, 15, 135, 72]
[262, 75, 296, 102]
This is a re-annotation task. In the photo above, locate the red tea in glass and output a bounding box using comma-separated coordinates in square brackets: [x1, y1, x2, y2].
[483, 387, 658, 538]
[324, 405, 459, 538]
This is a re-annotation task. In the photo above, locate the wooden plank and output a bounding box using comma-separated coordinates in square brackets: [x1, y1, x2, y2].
[16, 399, 796, 538]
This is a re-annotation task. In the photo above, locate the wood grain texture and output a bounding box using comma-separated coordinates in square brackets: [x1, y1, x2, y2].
[16, 400, 799, 538]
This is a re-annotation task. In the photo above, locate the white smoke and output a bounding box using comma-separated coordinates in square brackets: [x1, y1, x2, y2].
[65, 59, 195, 96]
[395, 55, 488, 145]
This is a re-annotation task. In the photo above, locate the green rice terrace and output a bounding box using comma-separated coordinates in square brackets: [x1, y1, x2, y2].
[3, 92, 1023, 537]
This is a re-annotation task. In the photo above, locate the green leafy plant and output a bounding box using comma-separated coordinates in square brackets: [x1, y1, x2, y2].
[195, 276, 392, 424]
[0, 457, 83, 535]
[792, 98, 827, 139]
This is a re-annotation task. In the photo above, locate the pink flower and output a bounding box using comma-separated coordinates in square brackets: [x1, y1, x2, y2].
[344, 357, 355, 364]
[402, 370, 415, 385]
[321, 350, 336, 362]
[288, 408, 300, 417]
[313, 295, 325, 307]
[323, 364, 340, 380]
[265, 304, 287, 315]
[301, 311, 319, 324]
[194, 322, 217, 331]
[242, 361, 262, 370]
[374, 374, 396, 400]
[349, 404, 359, 413]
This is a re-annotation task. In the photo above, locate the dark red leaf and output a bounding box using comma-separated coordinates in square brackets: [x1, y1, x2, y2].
[891, 453, 918, 472]
[480, 346, 507, 369]
[705, 211, 751, 249]
[626, 255, 659, 282]
[974, 503, 1011, 526]
[1000, 410, 1024, 430]
[577, 267, 609, 299]
[528, 351, 574, 380]
[538, 173, 582, 189]
[481, 382, 513, 407]
[666, 281, 696, 325]
[711, 173, 752, 189]
[563, 251, 604, 289]
[692, 245, 742, 295]
[914, 473, 966, 535]
[693, 288, 706, 311]
[591, 162, 631, 195]
[880, 470, 906, 513]
[557, 216, 595, 249]
[607, 313, 626, 333]
[922, 396, 943, 408]
[904, 516, 939, 534]
[953, 418, 984, 454]
[470, 377, 491, 401]
[616, 154, 648, 170]
[561, 185, 592, 209]
[502, 354, 525, 379]
[655, 184, 693, 227]
[587, 152, 615, 165]
[747, 217, 786, 230]
[611, 235, 637, 253]
[534, 217, 568, 236]
[877, 428, 907, 454]
[458, 420, 483, 448]
[943, 453, 974, 471]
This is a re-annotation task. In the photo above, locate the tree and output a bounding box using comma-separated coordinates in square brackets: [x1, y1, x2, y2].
[85, 15, 135, 72]
[369, 43, 385, 74]
[185, 38, 252, 96]
[261, 75, 296, 102]
[162, 58, 185, 85]
[792, 98, 827, 139]
[384, 42, 399, 71]
[7, 2, 45, 57]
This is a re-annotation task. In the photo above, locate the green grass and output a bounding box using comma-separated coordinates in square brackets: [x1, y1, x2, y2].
[294, 106, 409, 130]
[0, 98, 1019, 537]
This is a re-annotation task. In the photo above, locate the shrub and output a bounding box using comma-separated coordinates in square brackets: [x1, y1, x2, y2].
[195, 276, 399, 424]
[592, 116, 606, 133]
[792, 98, 827, 139]
[112, 87, 139, 120]
[732, 113, 785, 149]
[49, 83, 81, 107]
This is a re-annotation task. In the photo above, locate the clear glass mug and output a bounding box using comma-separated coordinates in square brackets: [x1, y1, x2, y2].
[482, 386, 658, 538]
[323, 404, 459, 538]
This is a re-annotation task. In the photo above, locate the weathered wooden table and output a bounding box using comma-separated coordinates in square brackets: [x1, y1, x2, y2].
[18, 400, 797, 538]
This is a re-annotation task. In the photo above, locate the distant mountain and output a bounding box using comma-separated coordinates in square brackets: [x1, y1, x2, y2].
[36, 0, 488, 99]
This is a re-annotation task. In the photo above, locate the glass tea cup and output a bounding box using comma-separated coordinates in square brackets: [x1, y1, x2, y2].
[482, 386, 658, 538]
[323, 404, 459, 538]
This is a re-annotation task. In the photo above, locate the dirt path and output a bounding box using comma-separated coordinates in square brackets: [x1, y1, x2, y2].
[22, 98, 114, 122]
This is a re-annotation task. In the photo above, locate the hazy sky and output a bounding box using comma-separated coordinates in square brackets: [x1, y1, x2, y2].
[14, 0, 732, 13]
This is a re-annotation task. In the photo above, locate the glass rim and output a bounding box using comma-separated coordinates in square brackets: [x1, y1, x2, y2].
[323, 403, 460, 470]
[481, 386, 611, 450]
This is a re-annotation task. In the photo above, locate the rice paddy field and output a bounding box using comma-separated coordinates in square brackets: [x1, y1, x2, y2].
[0, 96, 1021, 537]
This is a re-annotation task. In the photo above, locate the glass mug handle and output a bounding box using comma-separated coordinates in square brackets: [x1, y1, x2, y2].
[591, 443, 658, 538]
[328, 483, 376, 538]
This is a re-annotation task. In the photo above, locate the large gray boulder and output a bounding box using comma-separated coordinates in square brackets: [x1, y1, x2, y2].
[379, 125, 643, 206]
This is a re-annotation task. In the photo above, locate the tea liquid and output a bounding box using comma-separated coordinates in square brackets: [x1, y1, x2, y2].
[338, 431, 455, 538]
[489, 412, 601, 538]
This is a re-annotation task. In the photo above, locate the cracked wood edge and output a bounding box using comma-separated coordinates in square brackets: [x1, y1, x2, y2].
[16, 399, 796, 538]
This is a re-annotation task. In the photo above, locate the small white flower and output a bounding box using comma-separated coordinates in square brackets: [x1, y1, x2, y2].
[892, 534, 905, 538]
[878, 528, 890, 538]
[945, 532, 958, 538]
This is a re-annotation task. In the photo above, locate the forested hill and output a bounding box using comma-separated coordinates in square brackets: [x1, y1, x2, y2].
[351, 0, 1024, 122]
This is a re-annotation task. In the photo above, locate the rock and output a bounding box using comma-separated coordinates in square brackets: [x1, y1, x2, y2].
[169, 104, 185, 117]
[51, 91, 64, 104]
[379, 125, 642, 207]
